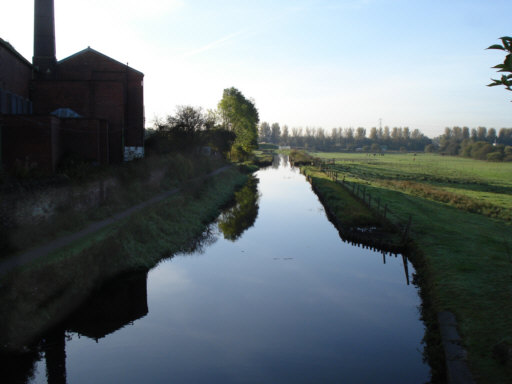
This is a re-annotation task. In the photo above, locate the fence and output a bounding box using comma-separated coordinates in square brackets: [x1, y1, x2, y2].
[317, 160, 413, 245]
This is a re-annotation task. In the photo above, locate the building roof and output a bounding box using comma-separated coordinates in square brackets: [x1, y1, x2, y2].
[0, 37, 32, 68]
[51, 108, 83, 118]
[59, 47, 144, 76]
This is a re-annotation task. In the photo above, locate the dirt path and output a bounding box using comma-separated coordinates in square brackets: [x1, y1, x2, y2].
[0, 165, 232, 277]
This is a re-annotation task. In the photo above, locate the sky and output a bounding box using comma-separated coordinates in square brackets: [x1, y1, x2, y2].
[1, 0, 512, 137]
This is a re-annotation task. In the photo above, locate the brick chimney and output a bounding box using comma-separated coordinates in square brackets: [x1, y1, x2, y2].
[33, 0, 56, 78]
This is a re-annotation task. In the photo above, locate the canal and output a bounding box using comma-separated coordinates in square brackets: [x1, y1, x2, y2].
[9, 155, 429, 383]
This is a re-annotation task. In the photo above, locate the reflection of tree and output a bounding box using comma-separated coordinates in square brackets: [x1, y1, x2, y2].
[182, 224, 218, 255]
[218, 177, 260, 241]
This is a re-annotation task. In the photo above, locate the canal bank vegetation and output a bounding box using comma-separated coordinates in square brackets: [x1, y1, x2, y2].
[297, 150, 512, 383]
[0, 166, 251, 351]
[299, 166, 404, 251]
[0, 152, 228, 260]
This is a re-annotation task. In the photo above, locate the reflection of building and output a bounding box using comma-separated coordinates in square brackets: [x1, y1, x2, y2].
[0, 0, 144, 172]
[1, 270, 149, 384]
[68, 271, 148, 340]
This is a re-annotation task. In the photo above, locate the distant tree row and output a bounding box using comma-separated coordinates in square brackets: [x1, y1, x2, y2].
[258, 122, 431, 152]
[436, 127, 512, 161]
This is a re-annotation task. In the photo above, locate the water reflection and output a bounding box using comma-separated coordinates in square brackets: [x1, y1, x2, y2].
[180, 224, 218, 255]
[67, 271, 148, 340]
[0, 271, 149, 384]
[218, 176, 260, 241]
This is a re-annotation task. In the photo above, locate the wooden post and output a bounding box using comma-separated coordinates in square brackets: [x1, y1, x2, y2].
[402, 214, 412, 243]
[402, 254, 410, 285]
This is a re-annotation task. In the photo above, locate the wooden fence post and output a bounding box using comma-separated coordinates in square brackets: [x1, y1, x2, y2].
[402, 215, 412, 243]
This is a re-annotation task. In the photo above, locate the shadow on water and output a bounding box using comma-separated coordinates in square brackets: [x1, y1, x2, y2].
[66, 271, 148, 340]
[0, 270, 149, 384]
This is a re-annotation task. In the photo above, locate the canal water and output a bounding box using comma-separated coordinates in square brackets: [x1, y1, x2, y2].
[17, 155, 429, 383]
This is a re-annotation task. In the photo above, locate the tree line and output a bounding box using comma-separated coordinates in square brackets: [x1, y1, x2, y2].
[258, 122, 431, 152]
[436, 126, 512, 161]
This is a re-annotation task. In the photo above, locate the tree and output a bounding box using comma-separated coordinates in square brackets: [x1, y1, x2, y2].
[487, 37, 512, 98]
[270, 123, 281, 144]
[159, 106, 207, 135]
[369, 127, 378, 140]
[259, 122, 271, 142]
[149, 105, 208, 152]
[477, 126, 487, 141]
[355, 127, 366, 142]
[281, 125, 289, 145]
[218, 87, 259, 158]
[487, 128, 497, 144]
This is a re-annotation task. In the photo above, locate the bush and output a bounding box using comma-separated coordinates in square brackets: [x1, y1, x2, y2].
[424, 144, 435, 153]
[487, 151, 504, 161]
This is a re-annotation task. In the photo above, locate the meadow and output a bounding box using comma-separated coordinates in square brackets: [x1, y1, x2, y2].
[305, 151, 512, 383]
[310, 152, 512, 221]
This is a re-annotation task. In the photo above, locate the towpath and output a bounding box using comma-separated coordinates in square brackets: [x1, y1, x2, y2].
[0, 165, 232, 277]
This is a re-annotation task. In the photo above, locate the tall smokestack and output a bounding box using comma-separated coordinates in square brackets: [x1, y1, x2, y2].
[33, 0, 56, 78]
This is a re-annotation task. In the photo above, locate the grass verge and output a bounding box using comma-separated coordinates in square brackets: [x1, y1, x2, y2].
[1, 153, 226, 259]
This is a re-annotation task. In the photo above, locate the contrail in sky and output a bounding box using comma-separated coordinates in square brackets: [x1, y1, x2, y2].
[178, 2, 311, 59]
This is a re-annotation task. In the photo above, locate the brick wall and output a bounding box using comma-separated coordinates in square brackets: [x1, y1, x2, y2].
[0, 40, 33, 115]
[1, 115, 60, 172]
[60, 118, 109, 164]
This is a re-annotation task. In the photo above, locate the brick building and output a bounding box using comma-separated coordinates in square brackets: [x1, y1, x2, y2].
[0, 0, 145, 172]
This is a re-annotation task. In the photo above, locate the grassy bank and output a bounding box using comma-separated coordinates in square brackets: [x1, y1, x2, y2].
[0, 166, 249, 351]
[306, 152, 512, 383]
[300, 166, 404, 251]
[1, 153, 226, 259]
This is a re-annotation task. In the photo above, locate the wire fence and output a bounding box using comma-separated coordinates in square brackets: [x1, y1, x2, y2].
[317, 160, 413, 244]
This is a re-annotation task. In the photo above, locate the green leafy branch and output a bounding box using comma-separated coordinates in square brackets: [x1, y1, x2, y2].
[487, 36, 512, 93]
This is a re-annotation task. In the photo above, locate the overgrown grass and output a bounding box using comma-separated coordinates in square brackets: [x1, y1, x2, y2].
[308, 151, 512, 383]
[252, 150, 274, 167]
[0, 167, 249, 351]
[289, 149, 315, 164]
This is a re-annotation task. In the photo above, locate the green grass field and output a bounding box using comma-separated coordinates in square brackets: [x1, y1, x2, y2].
[310, 152, 512, 221]
[307, 152, 512, 383]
